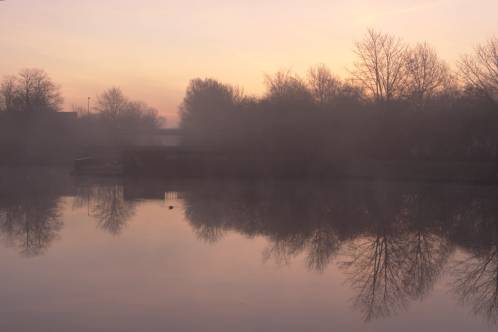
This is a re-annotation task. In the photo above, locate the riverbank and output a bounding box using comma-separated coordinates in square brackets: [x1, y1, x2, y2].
[120, 148, 498, 183]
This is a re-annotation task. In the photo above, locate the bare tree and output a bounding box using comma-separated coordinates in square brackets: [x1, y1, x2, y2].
[307, 64, 342, 107]
[405, 42, 453, 109]
[458, 37, 498, 103]
[0, 76, 17, 112]
[264, 70, 314, 109]
[352, 29, 408, 105]
[0, 69, 63, 113]
[94, 87, 164, 132]
[128, 101, 164, 131]
[16, 68, 62, 112]
[95, 87, 130, 123]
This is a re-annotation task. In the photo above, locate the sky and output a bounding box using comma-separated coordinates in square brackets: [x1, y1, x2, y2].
[1, 0, 497, 126]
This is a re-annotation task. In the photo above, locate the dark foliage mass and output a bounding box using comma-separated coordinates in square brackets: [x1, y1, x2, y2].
[75, 87, 165, 146]
[0, 30, 496, 170]
[179, 31, 498, 165]
[0, 68, 63, 113]
[0, 71, 165, 164]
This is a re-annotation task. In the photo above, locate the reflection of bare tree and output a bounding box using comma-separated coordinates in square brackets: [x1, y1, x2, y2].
[305, 225, 341, 272]
[183, 181, 349, 267]
[0, 196, 63, 256]
[192, 223, 225, 243]
[448, 188, 498, 324]
[263, 224, 341, 272]
[263, 234, 308, 266]
[404, 230, 451, 299]
[342, 228, 451, 322]
[341, 229, 410, 321]
[402, 192, 453, 299]
[338, 184, 416, 321]
[452, 247, 498, 324]
[339, 187, 453, 321]
[91, 185, 135, 235]
[73, 182, 135, 235]
[183, 188, 228, 243]
[178, 179, 498, 324]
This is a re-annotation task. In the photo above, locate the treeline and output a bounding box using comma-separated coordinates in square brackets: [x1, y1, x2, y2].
[74, 87, 164, 145]
[0, 69, 165, 163]
[1, 30, 497, 166]
[180, 30, 498, 162]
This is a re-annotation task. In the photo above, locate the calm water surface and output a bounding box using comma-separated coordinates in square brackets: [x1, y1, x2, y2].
[1, 167, 498, 331]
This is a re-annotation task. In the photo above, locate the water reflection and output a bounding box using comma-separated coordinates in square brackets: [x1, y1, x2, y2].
[453, 246, 498, 324]
[73, 180, 135, 235]
[0, 168, 64, 256]
[339, 220, 451, 321]
[0, 193, 62, 256]
[176, 180, 498, 323]
[1, 169, 498, 326]
[451, 205, 498, 324]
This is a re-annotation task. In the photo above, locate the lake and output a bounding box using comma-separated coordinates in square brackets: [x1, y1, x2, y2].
[0, 167, 497, 331]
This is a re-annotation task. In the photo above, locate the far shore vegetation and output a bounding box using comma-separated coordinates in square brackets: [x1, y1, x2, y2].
[1, 30, 497, 166]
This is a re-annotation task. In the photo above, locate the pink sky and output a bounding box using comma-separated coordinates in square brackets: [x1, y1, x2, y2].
[1, 0, 497, 126]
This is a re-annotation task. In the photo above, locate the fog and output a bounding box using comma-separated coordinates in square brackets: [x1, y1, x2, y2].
[1, 31, 497, 180]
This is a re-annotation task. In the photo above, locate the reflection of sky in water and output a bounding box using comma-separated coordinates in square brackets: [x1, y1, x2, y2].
[0, 172, 497, 331]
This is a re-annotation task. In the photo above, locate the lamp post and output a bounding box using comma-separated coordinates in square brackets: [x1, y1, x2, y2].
[87, 97, 91, 115]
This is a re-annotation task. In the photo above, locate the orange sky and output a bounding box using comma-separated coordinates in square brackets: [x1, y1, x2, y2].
[1, 0, 497, 126]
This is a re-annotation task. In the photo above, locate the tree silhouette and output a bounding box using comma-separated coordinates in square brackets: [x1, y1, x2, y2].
[352, 29, 408, 105]
[459, 37, 498, 103]
[308, 64, 365, 110]
[179, 78, 247, 149]
[0, 68, 63, 113]
[405, 42, 454, 109]
[93, 87, 164, 136]
[308, 64, 343, 108]
[263, 70, 314, 109]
